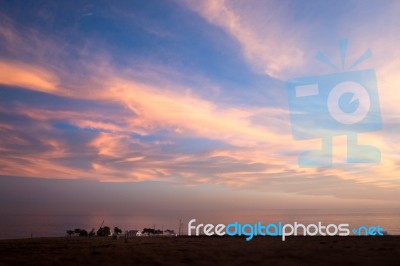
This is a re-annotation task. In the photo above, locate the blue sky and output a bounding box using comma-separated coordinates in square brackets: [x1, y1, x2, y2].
[0, 0, 400, 215]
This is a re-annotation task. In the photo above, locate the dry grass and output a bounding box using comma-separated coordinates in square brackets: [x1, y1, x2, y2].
[0, 236, 399, 265]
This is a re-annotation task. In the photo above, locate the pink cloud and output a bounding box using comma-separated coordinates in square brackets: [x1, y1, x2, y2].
[0, 61, 59, 92]
[0, 11, 399, 200]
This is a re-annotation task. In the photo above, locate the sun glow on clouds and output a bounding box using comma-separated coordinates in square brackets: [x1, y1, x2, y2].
[0, 61, 58, 92]
[103, 77, 290, 146]
[0, 0, 399, 205]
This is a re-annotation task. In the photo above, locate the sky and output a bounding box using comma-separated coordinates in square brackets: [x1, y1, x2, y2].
[0, 0, 400, 218]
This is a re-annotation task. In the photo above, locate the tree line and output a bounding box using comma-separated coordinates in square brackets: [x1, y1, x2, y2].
[66, 226, 122, 237]
[67, 226, 176, 237]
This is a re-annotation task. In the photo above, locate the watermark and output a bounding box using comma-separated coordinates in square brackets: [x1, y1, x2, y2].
[188, 219, 385, 241]
[286, 40, 381, 168]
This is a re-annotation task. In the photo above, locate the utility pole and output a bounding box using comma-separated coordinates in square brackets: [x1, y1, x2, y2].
[178, 219, 184, 236]
[99, 220, 104, 230]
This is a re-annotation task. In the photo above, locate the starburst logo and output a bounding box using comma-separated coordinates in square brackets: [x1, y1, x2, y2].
[286, 40, 382, 168]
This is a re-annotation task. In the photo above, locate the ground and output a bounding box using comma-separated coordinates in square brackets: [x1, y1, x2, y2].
[0, 236, 399, 265]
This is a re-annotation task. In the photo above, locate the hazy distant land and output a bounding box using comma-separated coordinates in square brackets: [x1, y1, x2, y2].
[0, 236, 399, 265]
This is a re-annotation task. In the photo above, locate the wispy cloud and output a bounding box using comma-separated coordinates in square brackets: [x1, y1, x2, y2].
[182, 0, 305, 78]
[0, 1, 399, 205]
[0, 61, 58, 92]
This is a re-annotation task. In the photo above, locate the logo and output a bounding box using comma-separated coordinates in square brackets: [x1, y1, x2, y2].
[286, 40, 382, 168]
[188, 219, 386, 241]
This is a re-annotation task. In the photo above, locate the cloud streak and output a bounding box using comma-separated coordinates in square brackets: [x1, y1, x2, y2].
[182, 0, 305, 78]
[0, 61, 58, 92]
[0, 1, 399, 206]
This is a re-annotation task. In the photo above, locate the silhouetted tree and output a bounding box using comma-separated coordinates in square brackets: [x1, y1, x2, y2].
[142, 228, 155, 234]
[142, 228, 163, 235]
[73, 228, 88, 237]
[97, 226, 111, 237]
[114, 227, 122, 235]
[165, 229, 175, 235]
[66, 230, 74, 237]
[89, 228, 96, 237]
[79, 229, 88, 237]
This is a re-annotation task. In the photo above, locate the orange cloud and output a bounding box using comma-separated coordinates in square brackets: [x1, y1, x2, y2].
[2, 61, 399, 190]
[100, 76, 291, 147]
[0, 61, 58, 92]
[0, 9, 399, 196]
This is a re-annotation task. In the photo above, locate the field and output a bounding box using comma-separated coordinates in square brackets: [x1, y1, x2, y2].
[0, 236, 399, 265]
